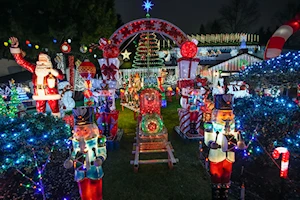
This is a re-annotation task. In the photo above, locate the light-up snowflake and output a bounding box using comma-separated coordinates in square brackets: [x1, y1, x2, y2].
[143, 0, 154, 13]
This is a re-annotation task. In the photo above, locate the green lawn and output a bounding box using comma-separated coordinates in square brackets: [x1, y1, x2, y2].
[102, 97, 211, 200]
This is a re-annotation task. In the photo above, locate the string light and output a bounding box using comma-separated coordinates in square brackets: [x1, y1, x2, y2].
[234, 96, 300, 160]
[0, 113, 72, 198]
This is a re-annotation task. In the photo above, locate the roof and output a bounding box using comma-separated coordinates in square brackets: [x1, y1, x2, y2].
[208, 52, 263, 72]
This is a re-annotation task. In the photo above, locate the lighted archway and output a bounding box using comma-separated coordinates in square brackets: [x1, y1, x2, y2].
[264, 13, 300, 60]
[109, 18, 188, 48]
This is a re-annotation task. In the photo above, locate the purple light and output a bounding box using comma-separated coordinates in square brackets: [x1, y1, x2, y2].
[161, 99, 167, 108]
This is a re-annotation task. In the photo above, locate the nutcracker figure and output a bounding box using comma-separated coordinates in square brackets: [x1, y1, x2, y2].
[204, 94, 245, 200]
[9, 37, 64, 116]
[64, 107, 107, 200]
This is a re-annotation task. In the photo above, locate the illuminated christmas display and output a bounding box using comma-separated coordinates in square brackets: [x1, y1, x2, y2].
[264, 13, 300, 60]
[204, 94, 246, 199]
[131, 87, 178, 171]
[64, 107, 107, 200]
[9, 37, 64, 117]
[78, 59, 96, 106]
[175, 39, 211, 140]
[132, 32, 164, 68]
[1, 1, 300, 200]
[7, 80, 21, 118]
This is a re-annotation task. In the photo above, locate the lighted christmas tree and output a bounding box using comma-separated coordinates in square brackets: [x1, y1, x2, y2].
[132, 32, 164, 68]
[0, 95, 8, 116]
[8, 80, 21, 118]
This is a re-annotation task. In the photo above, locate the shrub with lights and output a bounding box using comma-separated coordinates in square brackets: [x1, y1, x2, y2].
[237, 51, 300, 89]
[0, 113, 71, 199]
[234, 96, 300, 160]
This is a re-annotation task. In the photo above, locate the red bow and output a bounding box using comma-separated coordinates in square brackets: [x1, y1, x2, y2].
[101, 63, 117, 80]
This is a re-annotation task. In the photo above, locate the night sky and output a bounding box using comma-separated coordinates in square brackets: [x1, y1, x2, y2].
[115, 0, 297, 34]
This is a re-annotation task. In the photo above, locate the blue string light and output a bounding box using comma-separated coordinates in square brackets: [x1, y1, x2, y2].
[234, 96, 300, 158]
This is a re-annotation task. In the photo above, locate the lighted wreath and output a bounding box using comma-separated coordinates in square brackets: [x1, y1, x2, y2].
[141, 114, 164, 135]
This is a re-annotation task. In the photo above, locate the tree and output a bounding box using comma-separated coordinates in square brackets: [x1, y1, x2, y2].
[273, 1, 300, 24]
[272, 1, 300, 48]
[234, 50, 300, 89]
[132, 32, 164, 68]
[234, 96, 300, 161]
[256, 26, 275, 45]
[8, 81, 21, 118]
[199, 24, 206, 34]
[219, 0, 260, 32]
[116, 13, 124, 29]
[0, 96, 8, 116]
[0, 0, 118, 61]
[210, 19, 223, 33]
[233, 96, 300, 199]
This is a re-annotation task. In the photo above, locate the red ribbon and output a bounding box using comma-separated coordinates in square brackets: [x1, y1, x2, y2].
[177, 80, 194, 89]
[101, 59, 118, 80]
[188, 60, 192, 78]
[196, 78, 207, 86]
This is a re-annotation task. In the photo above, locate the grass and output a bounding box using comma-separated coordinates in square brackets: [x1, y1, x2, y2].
[102, 97, 211, 200]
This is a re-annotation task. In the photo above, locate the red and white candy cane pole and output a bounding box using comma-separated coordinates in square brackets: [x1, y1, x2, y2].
[264, 13, 300, 60]
[178, 108, 190, 134]
[272, 147, 290, 179]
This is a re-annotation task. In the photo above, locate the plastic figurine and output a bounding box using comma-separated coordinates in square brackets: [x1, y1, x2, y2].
[204, 94, 246, 200]
[9, 37, 64, 117]
[64, 107, 107, 200]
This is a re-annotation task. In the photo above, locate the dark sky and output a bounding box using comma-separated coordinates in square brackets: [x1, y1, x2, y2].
[115, 0, 296, 34]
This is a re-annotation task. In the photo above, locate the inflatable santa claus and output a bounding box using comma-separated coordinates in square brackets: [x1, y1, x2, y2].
[9, 37, 64, 116]
[204, 94, 246, 200]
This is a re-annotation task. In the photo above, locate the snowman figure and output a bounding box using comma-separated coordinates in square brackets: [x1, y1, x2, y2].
[58, 81, 75, 113]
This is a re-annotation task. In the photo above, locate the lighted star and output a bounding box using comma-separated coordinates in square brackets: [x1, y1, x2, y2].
[121, 49, 132, 60]
[143, 0, 154, 13]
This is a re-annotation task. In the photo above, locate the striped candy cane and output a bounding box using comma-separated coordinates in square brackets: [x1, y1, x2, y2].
[272, 147, 290, 179]
[264, 13, 300, 60]
[178, 108, 190, 134]
[195, 111, 202, 135]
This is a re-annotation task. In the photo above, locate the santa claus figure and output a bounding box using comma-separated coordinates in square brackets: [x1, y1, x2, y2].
[204, 94, 245, 200]
[9, 37, 64, 116]
[64, 107, 107, 200]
